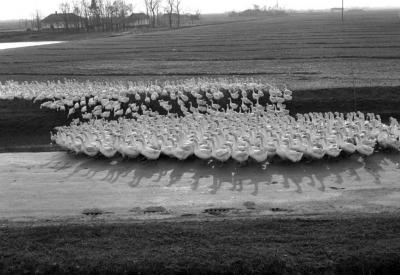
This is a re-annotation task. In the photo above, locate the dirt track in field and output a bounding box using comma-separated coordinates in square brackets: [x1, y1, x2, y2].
[0, 151, 399, 222]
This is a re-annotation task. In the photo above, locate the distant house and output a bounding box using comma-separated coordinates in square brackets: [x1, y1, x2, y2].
[126, 13, 150, 27]
[42, 12, 83, 30]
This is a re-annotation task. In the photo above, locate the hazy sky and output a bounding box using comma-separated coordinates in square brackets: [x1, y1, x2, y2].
[1, 0, 400, 20]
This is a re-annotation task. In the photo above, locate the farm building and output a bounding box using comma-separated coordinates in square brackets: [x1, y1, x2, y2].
[127, 13, 150, 27]
[42, 12, 83, 30]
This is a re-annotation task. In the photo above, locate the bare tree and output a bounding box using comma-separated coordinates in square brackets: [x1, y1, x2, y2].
[56, 0, 134, 33]
[72, 0, 82, 31]
[97, 0, 132, 31]
[115, 0, 133, 30]
[144, 0, 150, 17]
[98, 0, 107, 31]
[166, 0, 175, 28]
[175, 0, 181, 28]
[190, 9, 200, 24]
[80, 0, 91, 31]
[90, 0, 101, 30]
[104, 0, 114, 31]
[144, 0, 161, 28]
[60, 2, 71, 31]
[34, 10, 42, 31]
[156, 2, 162, 26]
[29, 10, 42, 31]
[90, 0, 104, 31]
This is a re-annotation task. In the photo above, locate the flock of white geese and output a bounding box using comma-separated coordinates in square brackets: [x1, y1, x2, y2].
[0, 78, 289, 118]
[1, 78, 399, 162]
[51, 110, 400, 162]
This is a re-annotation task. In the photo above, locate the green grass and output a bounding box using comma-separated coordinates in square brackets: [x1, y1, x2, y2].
[1, 215, 400, 274]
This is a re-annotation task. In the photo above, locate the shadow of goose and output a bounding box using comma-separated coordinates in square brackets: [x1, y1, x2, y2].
[362, 151, 400, 185]
[41, 150, 397, 195]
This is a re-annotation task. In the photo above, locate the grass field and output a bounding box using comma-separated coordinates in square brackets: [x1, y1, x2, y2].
[1, 214, 400, 274]
[0, 20, 25, 33]
[1, 10, 400, 89]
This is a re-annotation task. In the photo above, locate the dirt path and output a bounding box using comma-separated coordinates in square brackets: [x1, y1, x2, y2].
[0, 151, 400, 222]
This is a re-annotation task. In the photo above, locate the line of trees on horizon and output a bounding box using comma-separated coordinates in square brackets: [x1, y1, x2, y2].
[228, 4, 288, 17]
[26, 0, 200, 32]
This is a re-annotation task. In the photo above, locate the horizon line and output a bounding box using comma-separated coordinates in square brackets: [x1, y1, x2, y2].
[1, 6, 400, 22]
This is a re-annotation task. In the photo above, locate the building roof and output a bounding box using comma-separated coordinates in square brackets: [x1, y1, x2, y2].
[42, 13, 82, 24]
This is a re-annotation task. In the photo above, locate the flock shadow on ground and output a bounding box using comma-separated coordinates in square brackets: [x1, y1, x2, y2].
[40, 150, 400, 196]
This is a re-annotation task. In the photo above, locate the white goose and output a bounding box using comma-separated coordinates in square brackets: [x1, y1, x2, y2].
[276, 137, 303, 162]
[354, 134, 374, 156]
[248, 134, 269, 163]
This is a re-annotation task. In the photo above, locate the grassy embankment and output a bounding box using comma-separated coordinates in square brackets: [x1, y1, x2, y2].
[1, 214, 400, 274]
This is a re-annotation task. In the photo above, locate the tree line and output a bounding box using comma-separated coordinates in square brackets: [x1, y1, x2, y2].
[228, 4, 288, 17]
[27, 0, 200, 32]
